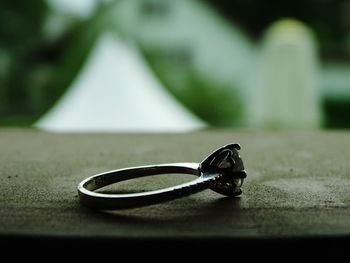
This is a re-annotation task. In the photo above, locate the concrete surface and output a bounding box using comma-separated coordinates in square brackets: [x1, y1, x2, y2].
[0, 129, 349, 243]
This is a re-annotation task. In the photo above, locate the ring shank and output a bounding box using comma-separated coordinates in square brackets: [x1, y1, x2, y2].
[78, 163, 221, 210]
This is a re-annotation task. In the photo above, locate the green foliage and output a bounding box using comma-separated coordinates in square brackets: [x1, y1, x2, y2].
[143, 49, 244, 126]
[0, 0, 48, 124]
[0, 0, 98, 126]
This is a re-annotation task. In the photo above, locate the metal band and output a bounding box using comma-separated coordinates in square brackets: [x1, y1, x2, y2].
[77, 144, 246, 210]
[78, 163, 222, 209]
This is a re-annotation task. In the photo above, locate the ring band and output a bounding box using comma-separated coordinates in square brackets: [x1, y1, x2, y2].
[77, 144, 247, 210]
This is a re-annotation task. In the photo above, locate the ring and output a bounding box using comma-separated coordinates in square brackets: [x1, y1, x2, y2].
[77, 144, 247, 210]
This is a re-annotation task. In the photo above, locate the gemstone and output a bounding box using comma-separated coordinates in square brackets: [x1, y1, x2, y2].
[200, 144, 246, 196]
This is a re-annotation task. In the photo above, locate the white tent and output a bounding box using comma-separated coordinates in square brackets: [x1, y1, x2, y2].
[36, 32, 206, 132]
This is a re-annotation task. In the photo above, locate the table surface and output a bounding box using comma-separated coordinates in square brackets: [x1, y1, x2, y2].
[1, 128, 349, 241]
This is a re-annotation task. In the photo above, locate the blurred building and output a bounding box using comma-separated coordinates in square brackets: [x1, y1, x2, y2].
[37, 0, 256, 131]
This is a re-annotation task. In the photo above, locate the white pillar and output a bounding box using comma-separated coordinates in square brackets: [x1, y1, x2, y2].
[249, 19, 322, 129]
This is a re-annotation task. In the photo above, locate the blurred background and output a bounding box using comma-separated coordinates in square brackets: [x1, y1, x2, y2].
[1, 0, 349, 132]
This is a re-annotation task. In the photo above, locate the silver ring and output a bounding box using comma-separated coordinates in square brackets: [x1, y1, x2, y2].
[77, 144, 247, 210]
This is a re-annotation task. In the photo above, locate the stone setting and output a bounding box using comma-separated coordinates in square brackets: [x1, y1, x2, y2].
[200, 144, 247, 196]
